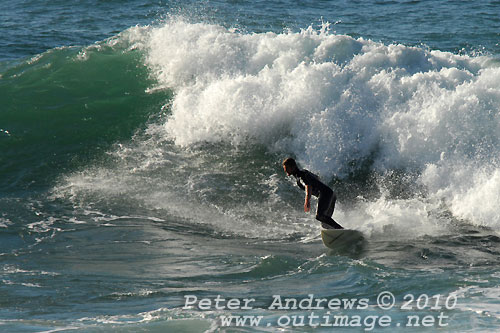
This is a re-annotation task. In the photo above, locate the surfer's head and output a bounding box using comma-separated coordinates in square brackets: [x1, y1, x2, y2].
[283, 158, 298, 176]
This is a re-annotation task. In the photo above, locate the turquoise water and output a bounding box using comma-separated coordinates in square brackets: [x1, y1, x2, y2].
[1, 1, 500, 332]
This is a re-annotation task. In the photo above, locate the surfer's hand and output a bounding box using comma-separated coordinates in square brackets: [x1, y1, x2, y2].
[304, 201, 311, 212]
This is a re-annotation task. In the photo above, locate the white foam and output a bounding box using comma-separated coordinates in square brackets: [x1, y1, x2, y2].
[138, 18, 500, 231]
[422, 161, 500, 228]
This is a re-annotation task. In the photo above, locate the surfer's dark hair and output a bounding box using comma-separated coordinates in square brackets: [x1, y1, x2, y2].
[283, 158, 297, 169]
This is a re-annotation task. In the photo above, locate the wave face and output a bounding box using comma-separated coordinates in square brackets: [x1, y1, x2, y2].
[0, 30, 169, 192]
[3, 18, 499, 237]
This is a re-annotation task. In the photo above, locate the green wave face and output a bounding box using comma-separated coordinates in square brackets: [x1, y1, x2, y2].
[0, 39, 170, 192]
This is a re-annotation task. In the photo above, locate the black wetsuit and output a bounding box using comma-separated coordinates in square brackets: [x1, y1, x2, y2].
[294, 169, 343, 229]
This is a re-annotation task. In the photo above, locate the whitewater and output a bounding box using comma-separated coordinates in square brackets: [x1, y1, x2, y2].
[109, 19, 500, 234]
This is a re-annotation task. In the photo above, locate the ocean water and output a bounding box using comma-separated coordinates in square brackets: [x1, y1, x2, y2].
[1, 0, 500, 332]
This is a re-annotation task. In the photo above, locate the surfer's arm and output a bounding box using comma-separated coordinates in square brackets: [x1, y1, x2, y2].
[304, 185, 311, 212]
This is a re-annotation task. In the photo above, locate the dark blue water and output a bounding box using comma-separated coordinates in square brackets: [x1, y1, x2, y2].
[1, 1, 500, 332]
[2, 0, 499, 62]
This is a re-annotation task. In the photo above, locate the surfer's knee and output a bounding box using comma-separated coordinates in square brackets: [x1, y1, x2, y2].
[317, 214, 343, 229]
[316, 214, 331, 224]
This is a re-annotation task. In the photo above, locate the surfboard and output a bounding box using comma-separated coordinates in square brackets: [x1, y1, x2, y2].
[321, 229, 365, 249]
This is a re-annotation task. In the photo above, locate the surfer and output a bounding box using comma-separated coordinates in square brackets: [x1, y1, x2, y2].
[283, 158, 343, 229]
